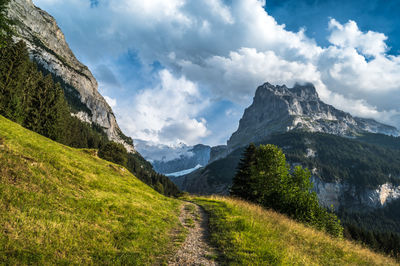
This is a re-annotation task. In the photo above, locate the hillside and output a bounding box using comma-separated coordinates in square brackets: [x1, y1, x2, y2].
[1, 116, 398, 264]
[193, 196, 397, 265]
[0, 115, 182, 264]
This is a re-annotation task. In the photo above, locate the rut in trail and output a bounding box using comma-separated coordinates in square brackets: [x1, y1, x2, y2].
[168, 203, 218, 266]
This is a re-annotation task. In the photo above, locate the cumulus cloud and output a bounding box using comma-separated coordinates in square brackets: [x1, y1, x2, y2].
[179, 48, 322, 104]
[317, 19, 400, 124]
[118, 70, 209, 145]
[328, 19, 388, 57]
[33, 0, 400, 144]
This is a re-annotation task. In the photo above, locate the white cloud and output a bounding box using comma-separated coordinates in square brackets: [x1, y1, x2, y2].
[33, 0, 400, 144]
[118, 70, 209, 145]
[179, 47, 322, 104]
[328, 19, 388, 57]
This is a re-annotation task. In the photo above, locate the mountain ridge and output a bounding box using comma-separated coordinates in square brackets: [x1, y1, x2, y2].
[6, 0, 134, 152]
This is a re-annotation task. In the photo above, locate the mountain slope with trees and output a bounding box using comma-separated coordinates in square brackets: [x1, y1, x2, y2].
[0, 2, 180, 196]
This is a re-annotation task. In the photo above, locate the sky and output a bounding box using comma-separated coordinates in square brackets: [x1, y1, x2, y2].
[32, 0, 400, 147]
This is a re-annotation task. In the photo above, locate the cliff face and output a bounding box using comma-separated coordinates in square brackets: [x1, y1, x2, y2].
[226, 82, 399, 153]
[312, 177, 400, 211]
[7, 0, 134, 152]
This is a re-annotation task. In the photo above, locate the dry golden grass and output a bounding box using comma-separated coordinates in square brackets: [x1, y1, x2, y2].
[194, 195, 398, 265]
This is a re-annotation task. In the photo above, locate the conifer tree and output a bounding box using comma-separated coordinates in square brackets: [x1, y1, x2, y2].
[230, 143, 256, 200]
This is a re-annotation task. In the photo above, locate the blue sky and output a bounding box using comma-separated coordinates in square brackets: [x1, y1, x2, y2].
[267, 0, 400, 54]
[33, 0, 400, 146]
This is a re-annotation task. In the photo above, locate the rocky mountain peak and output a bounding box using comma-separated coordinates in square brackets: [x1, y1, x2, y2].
[255, 82, 319, 102]
[226, 82, 399, 152]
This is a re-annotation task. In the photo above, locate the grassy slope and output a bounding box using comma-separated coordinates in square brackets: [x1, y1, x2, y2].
[1, 115, 397, 265]
[193, 196, 398, 265]
[0, 115, 183, 264]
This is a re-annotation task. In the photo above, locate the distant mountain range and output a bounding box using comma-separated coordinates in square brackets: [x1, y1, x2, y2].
[134, 140, 210, 175]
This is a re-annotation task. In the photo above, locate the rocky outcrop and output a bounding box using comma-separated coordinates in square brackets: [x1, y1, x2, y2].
[227, 82, 399, 153]
[312, 177, 400, 211]
[7, 0, 134, 152]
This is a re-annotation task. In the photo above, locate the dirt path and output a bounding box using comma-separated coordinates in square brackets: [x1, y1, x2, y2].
[168, 203, 218, 266]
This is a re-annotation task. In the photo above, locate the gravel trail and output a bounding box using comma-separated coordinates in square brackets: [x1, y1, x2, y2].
[168, 202, 218, 266]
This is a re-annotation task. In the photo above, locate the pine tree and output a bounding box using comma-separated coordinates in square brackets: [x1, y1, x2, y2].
[230, 143, 256, 200]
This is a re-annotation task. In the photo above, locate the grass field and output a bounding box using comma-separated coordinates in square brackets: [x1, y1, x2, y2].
[0, 115, 183, 264]
[1, 114, 398, 265]
[193, 196, 398, 265]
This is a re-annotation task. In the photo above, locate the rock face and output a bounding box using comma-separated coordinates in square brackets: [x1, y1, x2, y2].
[7, 0, 134, 152]
[226, 82, 399, 153]
[312, 177, 400, 211]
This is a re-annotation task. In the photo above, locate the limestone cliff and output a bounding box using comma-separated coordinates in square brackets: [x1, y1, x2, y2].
[7, 0, 134, 152]
[312, 177, 400, 211]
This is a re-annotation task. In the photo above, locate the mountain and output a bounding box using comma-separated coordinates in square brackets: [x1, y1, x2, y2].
[223, 82, 399, 157]
[172, 82, 400, 255]
[6, 0, 134, 152]
[135, 140, 210, 175]
[174, 82, 400, 210]
[179, 131, 400, 203]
